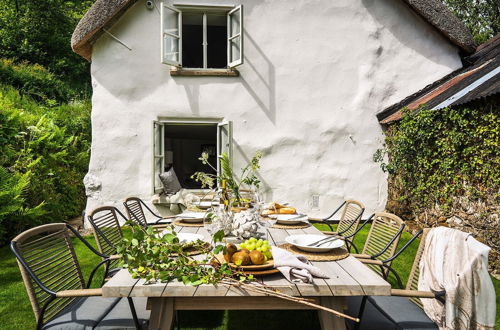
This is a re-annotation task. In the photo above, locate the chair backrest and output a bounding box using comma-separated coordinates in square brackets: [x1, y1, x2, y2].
[88, 206, 123, 269]
[124, 197, 148, 227]
[362, 212, 405, 262]
[337, 200, 365, 237]
[11, 223, 85, 324]
[406, 228, 430, 307]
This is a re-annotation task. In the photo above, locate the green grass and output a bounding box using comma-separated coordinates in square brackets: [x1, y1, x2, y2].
[0, 225, 497, 329]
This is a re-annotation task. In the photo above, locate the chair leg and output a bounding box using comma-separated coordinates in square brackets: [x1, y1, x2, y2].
[127, 297, 141, 330]
[354, 296, 367, 330]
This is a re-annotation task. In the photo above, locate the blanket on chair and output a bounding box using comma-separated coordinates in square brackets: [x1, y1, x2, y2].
[419, 226, 496, 330]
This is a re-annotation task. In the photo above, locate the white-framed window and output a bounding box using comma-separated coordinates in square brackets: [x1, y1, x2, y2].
[152, 119, 233, 193]
[161, 3, 243, 69]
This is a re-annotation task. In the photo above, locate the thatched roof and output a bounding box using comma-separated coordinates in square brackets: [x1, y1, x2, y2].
[71, 0, 476, 61]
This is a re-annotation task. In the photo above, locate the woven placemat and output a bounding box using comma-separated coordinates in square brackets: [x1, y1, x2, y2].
[173, 219, 204, 227]
[278, 243, 349, 261]
[171, 243, 212, 257]
[272, 222, 310, 229]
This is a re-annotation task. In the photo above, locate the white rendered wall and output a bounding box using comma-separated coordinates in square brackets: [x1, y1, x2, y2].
[85, 0, 462, 221]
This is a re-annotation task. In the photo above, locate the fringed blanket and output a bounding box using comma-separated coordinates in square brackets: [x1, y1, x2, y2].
[419, 227, 496, 329]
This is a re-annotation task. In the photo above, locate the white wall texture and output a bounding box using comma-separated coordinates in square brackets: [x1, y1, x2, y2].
[85, 0, 462, 222]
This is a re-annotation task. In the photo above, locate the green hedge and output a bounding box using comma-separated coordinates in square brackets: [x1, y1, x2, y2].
[0, 84, 91, 244]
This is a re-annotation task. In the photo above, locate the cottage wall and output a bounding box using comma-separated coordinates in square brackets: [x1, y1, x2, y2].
[86, 0, 462, 219]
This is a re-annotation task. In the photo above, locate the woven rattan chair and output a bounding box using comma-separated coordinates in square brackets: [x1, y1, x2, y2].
[124, 197, 173, 227]
[87, 206, 128, 275]
[347, 229, 443, 330]
[11, 223, 149, 330]
[309, 200, 365, 252]
[351, 212, 405, 277]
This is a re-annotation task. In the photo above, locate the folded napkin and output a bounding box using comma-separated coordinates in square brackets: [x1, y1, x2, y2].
[272, 246, 329, 283]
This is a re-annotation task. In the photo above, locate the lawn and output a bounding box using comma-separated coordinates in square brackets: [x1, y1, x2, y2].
[0, 224, 497, 329]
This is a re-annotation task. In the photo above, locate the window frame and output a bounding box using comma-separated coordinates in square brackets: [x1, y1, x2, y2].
[161, 3, 244, 70]
[160, 4, 182, 67]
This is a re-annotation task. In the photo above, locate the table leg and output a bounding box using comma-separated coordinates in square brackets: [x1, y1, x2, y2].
[318, 297, 347, 330]
[148, 297, 174, 330]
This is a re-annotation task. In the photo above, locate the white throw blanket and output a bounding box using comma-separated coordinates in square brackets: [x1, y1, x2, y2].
[418, 227, 496, 330]
[271, 246, 329, 283]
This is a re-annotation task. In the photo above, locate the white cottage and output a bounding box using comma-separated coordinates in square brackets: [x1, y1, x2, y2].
[71, 0, 475, 220]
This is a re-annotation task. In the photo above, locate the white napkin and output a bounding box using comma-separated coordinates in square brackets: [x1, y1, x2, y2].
[271, 246, 329, 283]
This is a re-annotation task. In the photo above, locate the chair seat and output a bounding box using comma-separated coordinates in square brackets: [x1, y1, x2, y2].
[43, 297, 149, 330]
[347, 296, 437, 330]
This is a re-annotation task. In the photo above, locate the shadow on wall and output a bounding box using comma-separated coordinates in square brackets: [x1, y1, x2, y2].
[172, 31, 276, 124]
[361, 0, 460, 66]
[241, 31, 276, 124]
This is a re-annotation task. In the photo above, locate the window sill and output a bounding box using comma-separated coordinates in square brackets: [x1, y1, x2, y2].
[170, 68, 239, 77]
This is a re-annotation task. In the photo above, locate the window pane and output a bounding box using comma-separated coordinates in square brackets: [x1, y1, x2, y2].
[182, 13, 203, 68]
[230, 11, 240, 38]
[163, 35, 179, 63]
[207, 14, 227, 68]
[163, 8, 179, 36]
[229, 36, 240, 64]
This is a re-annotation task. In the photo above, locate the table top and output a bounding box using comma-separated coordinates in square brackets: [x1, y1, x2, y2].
[102, 224, 391, 298]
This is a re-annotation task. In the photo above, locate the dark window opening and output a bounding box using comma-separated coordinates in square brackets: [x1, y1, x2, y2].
[182, 12, 227, 69]
[164, 124, 217, 189]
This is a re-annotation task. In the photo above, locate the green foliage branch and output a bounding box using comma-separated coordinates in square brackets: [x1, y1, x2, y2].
[191, 151, 262, 206]
[117, 224, 253, 284]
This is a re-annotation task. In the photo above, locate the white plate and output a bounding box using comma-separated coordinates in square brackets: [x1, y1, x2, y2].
[285, 234, 344, 253]
[194, 201, 216, 208]
[269, 213, 308, 224]
[159, 231, 204, 244]
[176, 211, 206, 223]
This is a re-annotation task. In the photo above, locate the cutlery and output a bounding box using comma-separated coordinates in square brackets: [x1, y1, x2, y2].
[307, 236, 339, 247]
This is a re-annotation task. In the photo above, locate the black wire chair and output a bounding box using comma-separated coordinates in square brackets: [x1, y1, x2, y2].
[10, 223, 147, 330]
[87, 206, 129, 276]
[123, 196, 174, 227]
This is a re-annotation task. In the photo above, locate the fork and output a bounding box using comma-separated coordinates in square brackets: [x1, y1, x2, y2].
[307, 236, 339, 247]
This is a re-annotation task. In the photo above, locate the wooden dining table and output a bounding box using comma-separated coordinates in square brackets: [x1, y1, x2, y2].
[102, 223, 391, 330]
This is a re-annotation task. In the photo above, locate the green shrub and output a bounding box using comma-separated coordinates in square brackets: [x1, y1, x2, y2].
[0, 168, 45, 244]
[0, 59, 76, 103]
[375, 102, 499, 209]
[0, 84, 91, 243]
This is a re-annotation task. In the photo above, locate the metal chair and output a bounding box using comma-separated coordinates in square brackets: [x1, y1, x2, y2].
[87, 206, 128, 275]
[123, 196, 173, 227]
[351, 212, 405, 277]
[309, 200, 365, 252]
[10, 223, 149, 330]
[347, 229, 443, 330]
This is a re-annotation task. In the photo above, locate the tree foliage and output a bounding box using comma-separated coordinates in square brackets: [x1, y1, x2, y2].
[442, 0, 499, 44]
[0, 0, 93, 93]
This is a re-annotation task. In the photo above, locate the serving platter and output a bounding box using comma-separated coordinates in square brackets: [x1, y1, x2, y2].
[215, 254, 275, 270]
[269, 213, 308, 225]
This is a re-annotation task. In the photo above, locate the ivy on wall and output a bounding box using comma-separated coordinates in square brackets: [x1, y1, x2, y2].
[374, 99, 499, 272]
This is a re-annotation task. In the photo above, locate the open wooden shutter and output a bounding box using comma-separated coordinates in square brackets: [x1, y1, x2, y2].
[217, 121, 233, 175]
[152, 121, 165, 193]
[161, 4, 182, 66]
[227, 5, 243, 68]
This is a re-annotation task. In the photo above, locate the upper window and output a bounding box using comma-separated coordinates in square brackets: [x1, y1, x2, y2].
[161, 3, 243, 69]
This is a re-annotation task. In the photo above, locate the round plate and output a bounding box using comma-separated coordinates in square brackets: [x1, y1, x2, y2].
[285, 234, 344, 253]
[216, 254, 274, 270]
[194, 201, 217, 209]
[270, 214, 308, 225]
[158, 231, 204, 244]
[176, 211, 206, 223]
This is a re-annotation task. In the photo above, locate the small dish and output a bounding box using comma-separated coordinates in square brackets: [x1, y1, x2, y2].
[285, 234, 344, 253]
[194, 201, 217, 209]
